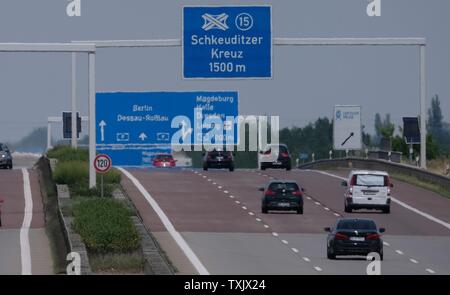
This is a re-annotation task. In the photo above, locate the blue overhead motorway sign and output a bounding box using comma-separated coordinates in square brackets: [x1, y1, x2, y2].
[183, 6, 272, 79]
[96, 91, 239, 166]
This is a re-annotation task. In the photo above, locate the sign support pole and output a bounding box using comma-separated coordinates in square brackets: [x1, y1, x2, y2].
[419, 45, 427, 169]
[89, 52, 96, 188]
[71, 53, 77, 148]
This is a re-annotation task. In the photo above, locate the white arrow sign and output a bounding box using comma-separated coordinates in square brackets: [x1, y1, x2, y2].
[99, 120, 107, 142]
[139, 133, 148, 141]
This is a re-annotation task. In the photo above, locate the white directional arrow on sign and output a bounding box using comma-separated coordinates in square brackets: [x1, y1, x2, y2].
[139, 133, 148, 141]
[99, 120, 107, 142]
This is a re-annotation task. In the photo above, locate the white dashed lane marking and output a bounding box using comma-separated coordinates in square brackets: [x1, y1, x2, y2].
[395, 250, 404, 255]
[410, 259, 418, 264]
[200, 170, 326, 274]
[426, 268, 436, 274]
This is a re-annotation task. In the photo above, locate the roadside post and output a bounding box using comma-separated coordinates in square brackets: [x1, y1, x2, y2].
[94, 154, 112, 198]
[0, 199, 3, 227]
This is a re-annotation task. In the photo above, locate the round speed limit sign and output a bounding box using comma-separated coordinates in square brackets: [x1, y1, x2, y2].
[94, 154, 112, 173]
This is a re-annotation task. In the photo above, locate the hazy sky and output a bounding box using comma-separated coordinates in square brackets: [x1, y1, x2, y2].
[0, 0, 449, 142]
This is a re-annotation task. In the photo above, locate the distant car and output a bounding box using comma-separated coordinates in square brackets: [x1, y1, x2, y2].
[203, 150, 235, 171]
[341, 170, 393, 214]
[259, 144, 292, 171]
[325, 218, 385, 260]
[152, 154, 176, 168]
[0, 143, 13, 169]
[260, 180, 304, 214]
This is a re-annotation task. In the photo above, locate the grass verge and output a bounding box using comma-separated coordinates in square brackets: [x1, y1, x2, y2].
[390, 172, 450, 199]
[89, 252, 144, 273]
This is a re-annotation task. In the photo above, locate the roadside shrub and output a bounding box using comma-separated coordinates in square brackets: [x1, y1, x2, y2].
[53, 161, 88, 185]
[72, 199, 140, 254]
[47, 146, 89, 162]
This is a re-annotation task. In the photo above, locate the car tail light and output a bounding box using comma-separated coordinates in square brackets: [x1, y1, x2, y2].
[366, 233, 380, 241]
[265, 189, 276, 196]
[263, 150, 271, 155]
[292, 190, 302, 197]
[281, 152, 289, 157]
[335, 232, 348, 240]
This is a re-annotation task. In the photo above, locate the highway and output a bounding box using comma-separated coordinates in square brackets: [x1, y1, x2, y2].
[0, 155, 52, 275]
[120, 167, 450, 275]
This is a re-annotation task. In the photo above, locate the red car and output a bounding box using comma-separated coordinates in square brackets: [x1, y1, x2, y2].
[153, 154, 176, 168]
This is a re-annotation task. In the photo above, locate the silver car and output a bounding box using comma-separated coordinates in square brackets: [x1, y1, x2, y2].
[0, 143, 13, 169]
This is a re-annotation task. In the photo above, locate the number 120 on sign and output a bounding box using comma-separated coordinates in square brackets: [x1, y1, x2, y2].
[94, 154, 112, 174]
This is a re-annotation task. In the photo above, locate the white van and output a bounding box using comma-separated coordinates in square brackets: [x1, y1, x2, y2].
[341, 170, 393, 214]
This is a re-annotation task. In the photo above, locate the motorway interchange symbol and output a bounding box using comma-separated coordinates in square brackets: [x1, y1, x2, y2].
[202, 13, 229, 31]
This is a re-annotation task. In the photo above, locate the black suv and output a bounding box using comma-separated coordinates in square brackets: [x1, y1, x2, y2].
[325, 218, 385, 260]
[260, 180, 304, 214]
[203, 150, 235, 171]
[0, 143, 13, 169]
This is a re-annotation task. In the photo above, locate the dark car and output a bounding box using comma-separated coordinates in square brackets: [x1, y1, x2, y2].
[259, 144, 292, 171]
[325, 218, 385, 260]
[260, 180, 304, 214]
[0, 143, 13, 169]
[203, 150, 235, 171]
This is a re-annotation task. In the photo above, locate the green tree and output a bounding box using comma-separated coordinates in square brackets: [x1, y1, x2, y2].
[427, 95, 443, 138]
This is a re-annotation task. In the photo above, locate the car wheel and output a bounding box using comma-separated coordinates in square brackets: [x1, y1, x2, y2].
[297, 207, 303, 214]
[379, 251, 384, 261]
[327, 248, 336, 260]
[8, 163, 13, 170]
[262, 207, 268, 214]
[229, 166, 234, 172]
[260, 165, 266, 170]
[382, 206, 390, 214]
[344, 205, 352, 213]
[203, 165, 208, 171]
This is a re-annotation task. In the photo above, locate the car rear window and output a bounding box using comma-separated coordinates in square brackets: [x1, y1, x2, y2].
[263, 145, 288, 153]
[209, 151, 231, 156]
[156, 155, 173, 160]
[269, 182, 299, 192]
[352, 174, 388, 186]
[337, 220, 377, 230]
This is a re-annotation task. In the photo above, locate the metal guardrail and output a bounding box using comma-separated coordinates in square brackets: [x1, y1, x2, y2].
[298, 157, 450, 191]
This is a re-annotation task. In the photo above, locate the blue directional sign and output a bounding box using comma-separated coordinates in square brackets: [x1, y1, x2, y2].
[96, 91, 239, 166]
[183, 6, 272, 79]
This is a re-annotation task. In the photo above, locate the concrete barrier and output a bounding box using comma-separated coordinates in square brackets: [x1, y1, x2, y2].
[298, 157, 450, 191]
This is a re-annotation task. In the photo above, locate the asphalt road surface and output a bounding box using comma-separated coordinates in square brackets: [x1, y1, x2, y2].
[120, 167, 450, 275]
[0, 154, 52, 275]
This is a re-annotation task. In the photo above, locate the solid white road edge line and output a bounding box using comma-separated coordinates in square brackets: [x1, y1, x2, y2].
[20, 168, 33, 275]
[119, 168, 209, 275]
[309, 170, 450, 230]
